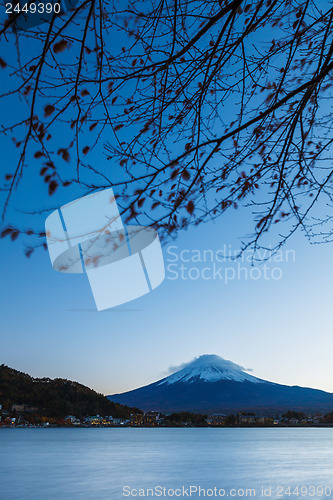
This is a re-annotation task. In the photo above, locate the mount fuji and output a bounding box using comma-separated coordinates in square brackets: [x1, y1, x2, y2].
[108, 355, 333, 414]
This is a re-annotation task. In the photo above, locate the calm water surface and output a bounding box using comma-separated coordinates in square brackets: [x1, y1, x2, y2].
[0, 428, 332, 500]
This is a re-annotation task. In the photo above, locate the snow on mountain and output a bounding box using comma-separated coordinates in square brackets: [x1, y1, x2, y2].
[108, 353, 333, 413]
[158, 354, 265, 385]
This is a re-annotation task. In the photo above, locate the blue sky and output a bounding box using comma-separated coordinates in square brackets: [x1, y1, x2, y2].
[1, 2, 333, 397]
[1, 202, 333, 395]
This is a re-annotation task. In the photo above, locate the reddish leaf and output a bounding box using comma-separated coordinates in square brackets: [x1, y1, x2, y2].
[170, 169, 179, 180]
[53, 40, 68, 54]
[82, 146, 90, 155]
[89, 122, 97, 132]
[181, 170, 190, 181]
[81, 89, 90, 97]
[25, 248, 34, 258]
[23, 85, 31, 96]
[0, 57, 7, 69]
[1, 228, 12, 238]
[112, 96, 118, 105]
[48, 180, 58, 195]
[34, 151, 45, 159]
[10, 231, 19, 241]
[57, 148, 70, 163]
[44, 105, 55, 117]
[186, 201, 195, 215]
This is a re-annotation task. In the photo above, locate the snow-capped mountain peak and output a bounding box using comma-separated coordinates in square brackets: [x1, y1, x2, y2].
[158, 354, 265, 385]
[109, 354, 333, 413]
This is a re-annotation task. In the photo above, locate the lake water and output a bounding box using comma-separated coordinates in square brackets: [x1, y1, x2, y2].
[0, 428, 332, 499]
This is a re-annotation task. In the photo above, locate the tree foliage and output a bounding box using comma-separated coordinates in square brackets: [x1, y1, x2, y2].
[161, 411, 208, 426]
[1, 0, 333, 253]
[0, 364, 141, 417]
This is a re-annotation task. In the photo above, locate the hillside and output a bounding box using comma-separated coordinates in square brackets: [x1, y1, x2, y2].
[0, 364, 141, 418]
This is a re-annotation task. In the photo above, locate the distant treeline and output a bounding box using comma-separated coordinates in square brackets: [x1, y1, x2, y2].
[0, 364, 142, 418]
[161, 412, 208, 426]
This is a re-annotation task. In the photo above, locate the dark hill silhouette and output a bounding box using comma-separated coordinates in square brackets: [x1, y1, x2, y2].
[0, 364, 141, 418]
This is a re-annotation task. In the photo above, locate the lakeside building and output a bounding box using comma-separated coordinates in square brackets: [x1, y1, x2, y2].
[0, 404, 332, 428]
[206, 415, 226, 426]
